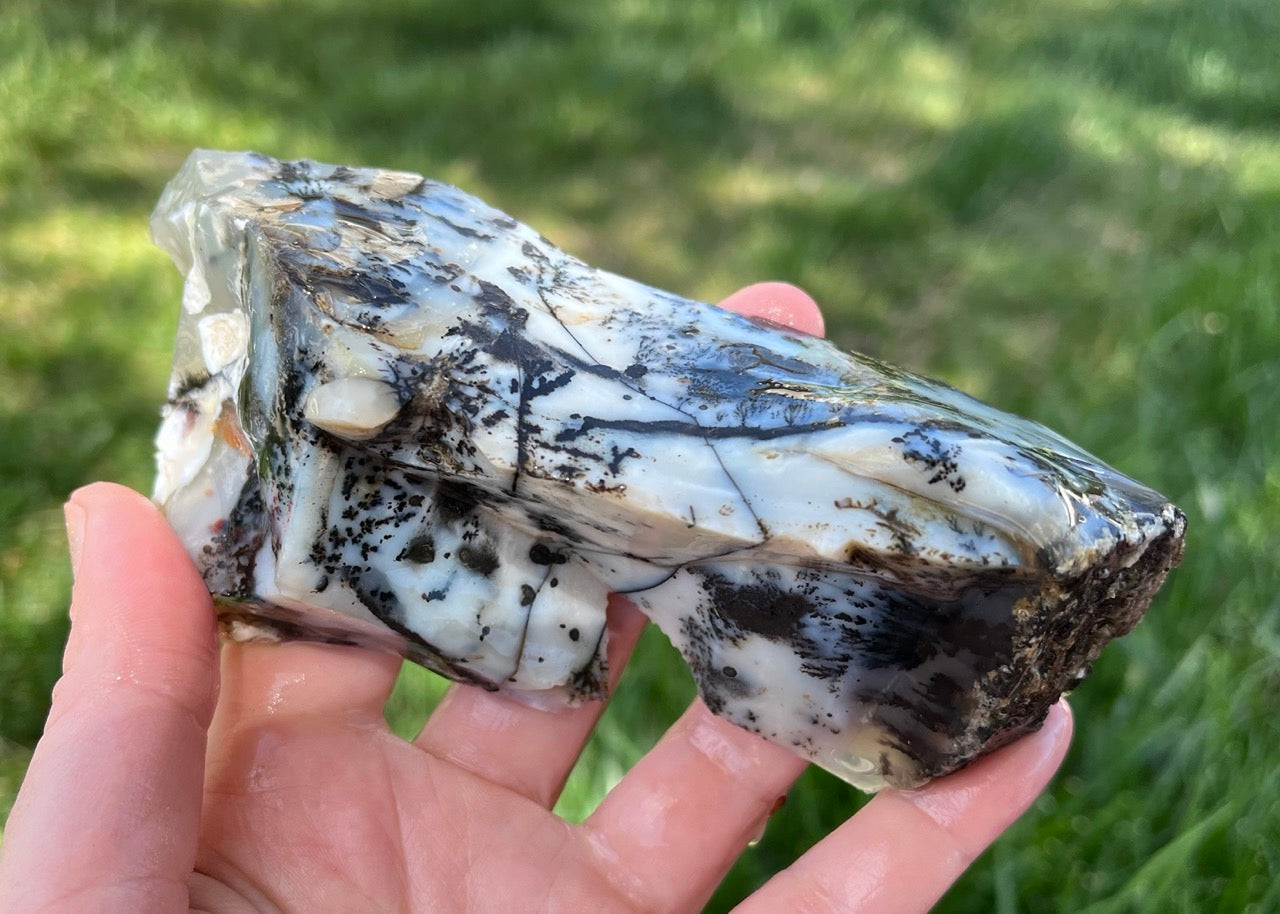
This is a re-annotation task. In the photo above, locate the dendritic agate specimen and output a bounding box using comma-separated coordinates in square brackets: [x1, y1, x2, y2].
[153, 151, 1185, 791]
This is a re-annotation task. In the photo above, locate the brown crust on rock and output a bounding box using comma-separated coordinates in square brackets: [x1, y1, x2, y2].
[920, 506, 1188, 782]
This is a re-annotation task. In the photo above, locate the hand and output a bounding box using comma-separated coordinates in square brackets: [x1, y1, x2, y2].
[0, 284, 1071, 913]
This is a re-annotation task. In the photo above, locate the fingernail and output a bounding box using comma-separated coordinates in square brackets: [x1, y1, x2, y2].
[1044, 699, 1074, 751]
[1018, 699, 1074, 776]
[64, 499, 87, 581]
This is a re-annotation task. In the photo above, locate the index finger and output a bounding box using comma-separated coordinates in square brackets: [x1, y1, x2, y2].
[733, 701, 1074, 914]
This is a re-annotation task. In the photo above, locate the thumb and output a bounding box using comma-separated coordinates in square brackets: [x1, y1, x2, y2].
[0, 483, 219, 912]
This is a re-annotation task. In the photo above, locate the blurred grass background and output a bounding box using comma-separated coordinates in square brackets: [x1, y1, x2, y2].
[2, 0, 1277, 909]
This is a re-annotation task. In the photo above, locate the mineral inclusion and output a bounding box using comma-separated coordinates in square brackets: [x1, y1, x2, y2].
[153, 151, 1185, 790]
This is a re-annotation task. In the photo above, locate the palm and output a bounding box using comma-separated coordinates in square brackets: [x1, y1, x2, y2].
[191, 641, 640, 911]
[201, 691, 454, 908]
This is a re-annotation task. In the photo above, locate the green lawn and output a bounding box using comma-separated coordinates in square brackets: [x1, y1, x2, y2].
[3, 0, 1278, 909]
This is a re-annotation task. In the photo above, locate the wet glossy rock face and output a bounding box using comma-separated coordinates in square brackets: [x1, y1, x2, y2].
[153, 151, 1185, 790]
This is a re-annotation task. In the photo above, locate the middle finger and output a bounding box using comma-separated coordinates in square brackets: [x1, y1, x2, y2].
[413, 593, 648, 807]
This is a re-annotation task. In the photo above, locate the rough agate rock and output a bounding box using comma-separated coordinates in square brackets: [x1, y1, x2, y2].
[152, 150, 1185, 791]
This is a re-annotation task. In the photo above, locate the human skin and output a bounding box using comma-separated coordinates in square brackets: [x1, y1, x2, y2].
[0, 283, 1072, 913]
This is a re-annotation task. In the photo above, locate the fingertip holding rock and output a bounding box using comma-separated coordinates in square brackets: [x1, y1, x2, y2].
[716, 282, 825, 337]
[731, 701, 1073, 914]
[889, 699, 1073, 852]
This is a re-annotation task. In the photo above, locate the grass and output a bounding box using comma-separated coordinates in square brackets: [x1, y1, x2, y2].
[2, 0, 1277, 909]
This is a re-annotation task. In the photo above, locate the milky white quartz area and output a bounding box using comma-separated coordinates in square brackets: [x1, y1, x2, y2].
[153, 151, 1185, 789]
